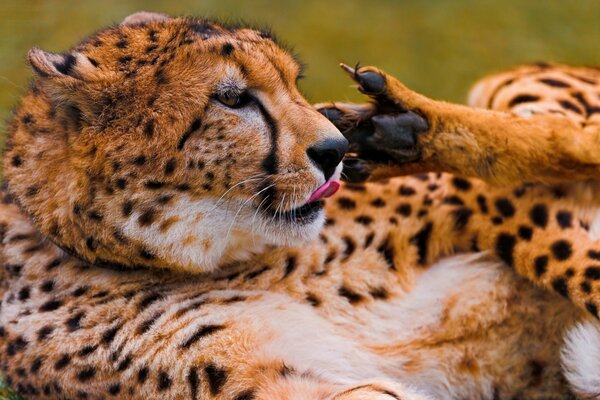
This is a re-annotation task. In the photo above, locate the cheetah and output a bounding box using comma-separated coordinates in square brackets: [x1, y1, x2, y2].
[0, 10, 600, 400]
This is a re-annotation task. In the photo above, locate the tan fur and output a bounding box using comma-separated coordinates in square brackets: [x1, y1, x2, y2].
[0, 12, 599, 400]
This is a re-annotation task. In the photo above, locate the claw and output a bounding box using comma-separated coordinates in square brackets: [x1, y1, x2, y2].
[340, 63, 386, 95]
[339, 62, 356, 78]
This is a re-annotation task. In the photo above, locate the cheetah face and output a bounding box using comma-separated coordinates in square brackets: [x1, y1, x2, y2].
[6, 12, 346, 273]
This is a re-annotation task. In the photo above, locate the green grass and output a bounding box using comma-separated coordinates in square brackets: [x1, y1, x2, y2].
[0, 0, 599, 398]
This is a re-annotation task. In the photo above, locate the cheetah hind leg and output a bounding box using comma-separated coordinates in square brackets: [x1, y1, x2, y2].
[317, 64, 600, 185]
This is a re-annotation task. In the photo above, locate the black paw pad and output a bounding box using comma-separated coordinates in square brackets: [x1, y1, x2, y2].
[342, 157, 371, 182]
[372, 112, 428, 149]
[318, 107, 344, 124]
[356, 70, 386, 94]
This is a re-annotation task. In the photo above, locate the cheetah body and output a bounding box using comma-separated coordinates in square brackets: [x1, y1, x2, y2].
[1, 12, 600, 400]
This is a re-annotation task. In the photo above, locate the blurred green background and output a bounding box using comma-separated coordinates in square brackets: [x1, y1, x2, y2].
[2, 0, 600, 123]
[0, 0, 599, 398]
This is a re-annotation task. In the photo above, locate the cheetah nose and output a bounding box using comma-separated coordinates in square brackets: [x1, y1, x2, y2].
[307, 137, 348, 181]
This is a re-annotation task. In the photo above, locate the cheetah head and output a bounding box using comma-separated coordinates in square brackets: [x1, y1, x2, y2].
[3, 12, 347, 273]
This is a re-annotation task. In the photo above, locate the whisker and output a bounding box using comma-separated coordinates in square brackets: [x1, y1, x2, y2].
[223, 183, 276, 246]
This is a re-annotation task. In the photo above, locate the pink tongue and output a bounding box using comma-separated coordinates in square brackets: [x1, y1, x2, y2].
[308, 180, 341, 202]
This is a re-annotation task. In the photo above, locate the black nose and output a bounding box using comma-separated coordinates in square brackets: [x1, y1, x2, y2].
[307, 137, 348, 181]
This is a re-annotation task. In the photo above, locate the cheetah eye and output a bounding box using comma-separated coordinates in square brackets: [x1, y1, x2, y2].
[216, 92, 253, 109]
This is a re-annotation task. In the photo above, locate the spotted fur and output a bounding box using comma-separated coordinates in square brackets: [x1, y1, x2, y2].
[0, 11, 598, 400]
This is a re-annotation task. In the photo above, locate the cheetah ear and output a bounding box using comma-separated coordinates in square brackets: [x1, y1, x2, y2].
[121, 11, 171, 26]
[27, 47, 96, 81]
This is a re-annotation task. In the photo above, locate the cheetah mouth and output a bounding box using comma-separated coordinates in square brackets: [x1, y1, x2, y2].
[266, 200, 325, 225]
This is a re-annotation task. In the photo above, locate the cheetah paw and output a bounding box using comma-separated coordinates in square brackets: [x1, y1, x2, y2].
[316, 64, 431, 182]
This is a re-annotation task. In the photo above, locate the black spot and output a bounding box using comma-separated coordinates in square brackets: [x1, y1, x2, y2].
[364, 232, 375, 248]
[180, 324, 225, 349]
[530, 204, 548, 228]
[140, 248, 155, 260]
[452, 207, 473, 231]
[137, 367, 149, 383]
[155, 68, 168, 84]
[40, 279, 55, 293]
[495, 198, 515, 218]
[221, 42, 235, 56]
[369, 286, 389, 300]
[234, 390, 256, 400]
[551, 240, 572, 261]
[495, 233, 517, 266]
[138, 209, 156, 226]
[205, 364, 228, 395]
[39, 299, 62, 312]
[178, 119, 202, 150]
[355, 215, 374, 225]
[76, 367, 96, 382]
[18, 286, 30, 301]
[31, 357, 43, 374]
[7, 336, 28, 356]
[136, 311, 162, 335]
[344, 183, 366, 192]
[586, 302, 599, 318]
[337, 197, 356, 210]
[188, 367, 199, 400]
[37, 325, 54, 341]
[66, 311, 85, 332]
[556, 211, 572, 229]
[11, 155, 23, 167]
[410, 222, 433, 265]
[396, 204, 412, 217]
[86, 236, 98, 251]
[552, 277, 569, 298]
[144, 181, 165, 190]
[342, 237, 356, 260]
[137, 292, 163, 311]
[442, 195, 464, 206]
[370, 198, 386, 208]
[338, 286, 364, 304]
[518, 225, 533, 241]
[452, 177, 472, 191]
[581, 281, 592, 294]
[144, 120, 155, 138]
[133, 155, 146, 165]
[108, 383, 121, 395]
[115, 38, 128, 49]
[283, 256, 297, 278]
[55, 53, 77, 76]
[305, 293, 321, 307]
[559, 99, 582, 114]
[245, 265, 270, 280]
[585, 266, 600, 280]
[398, 185, 416, 196]
[539, 78, 571, 88]
[513, 185, 527, 198]
[176, 183, 191, 191]
[72, 286, 89, 297]
[509, 94, 540, 107]
[54, 354, 71, 370]
[157, 371, 172, 391]
[377, 236, 396, 270]
[77, 344, 98, 357]
[164, 158, 176, 175]
[590, 250, 600, 260]
[101, 324, 121, 345]
[87, 210, 103, 221]
[117, 355, 132, 372]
